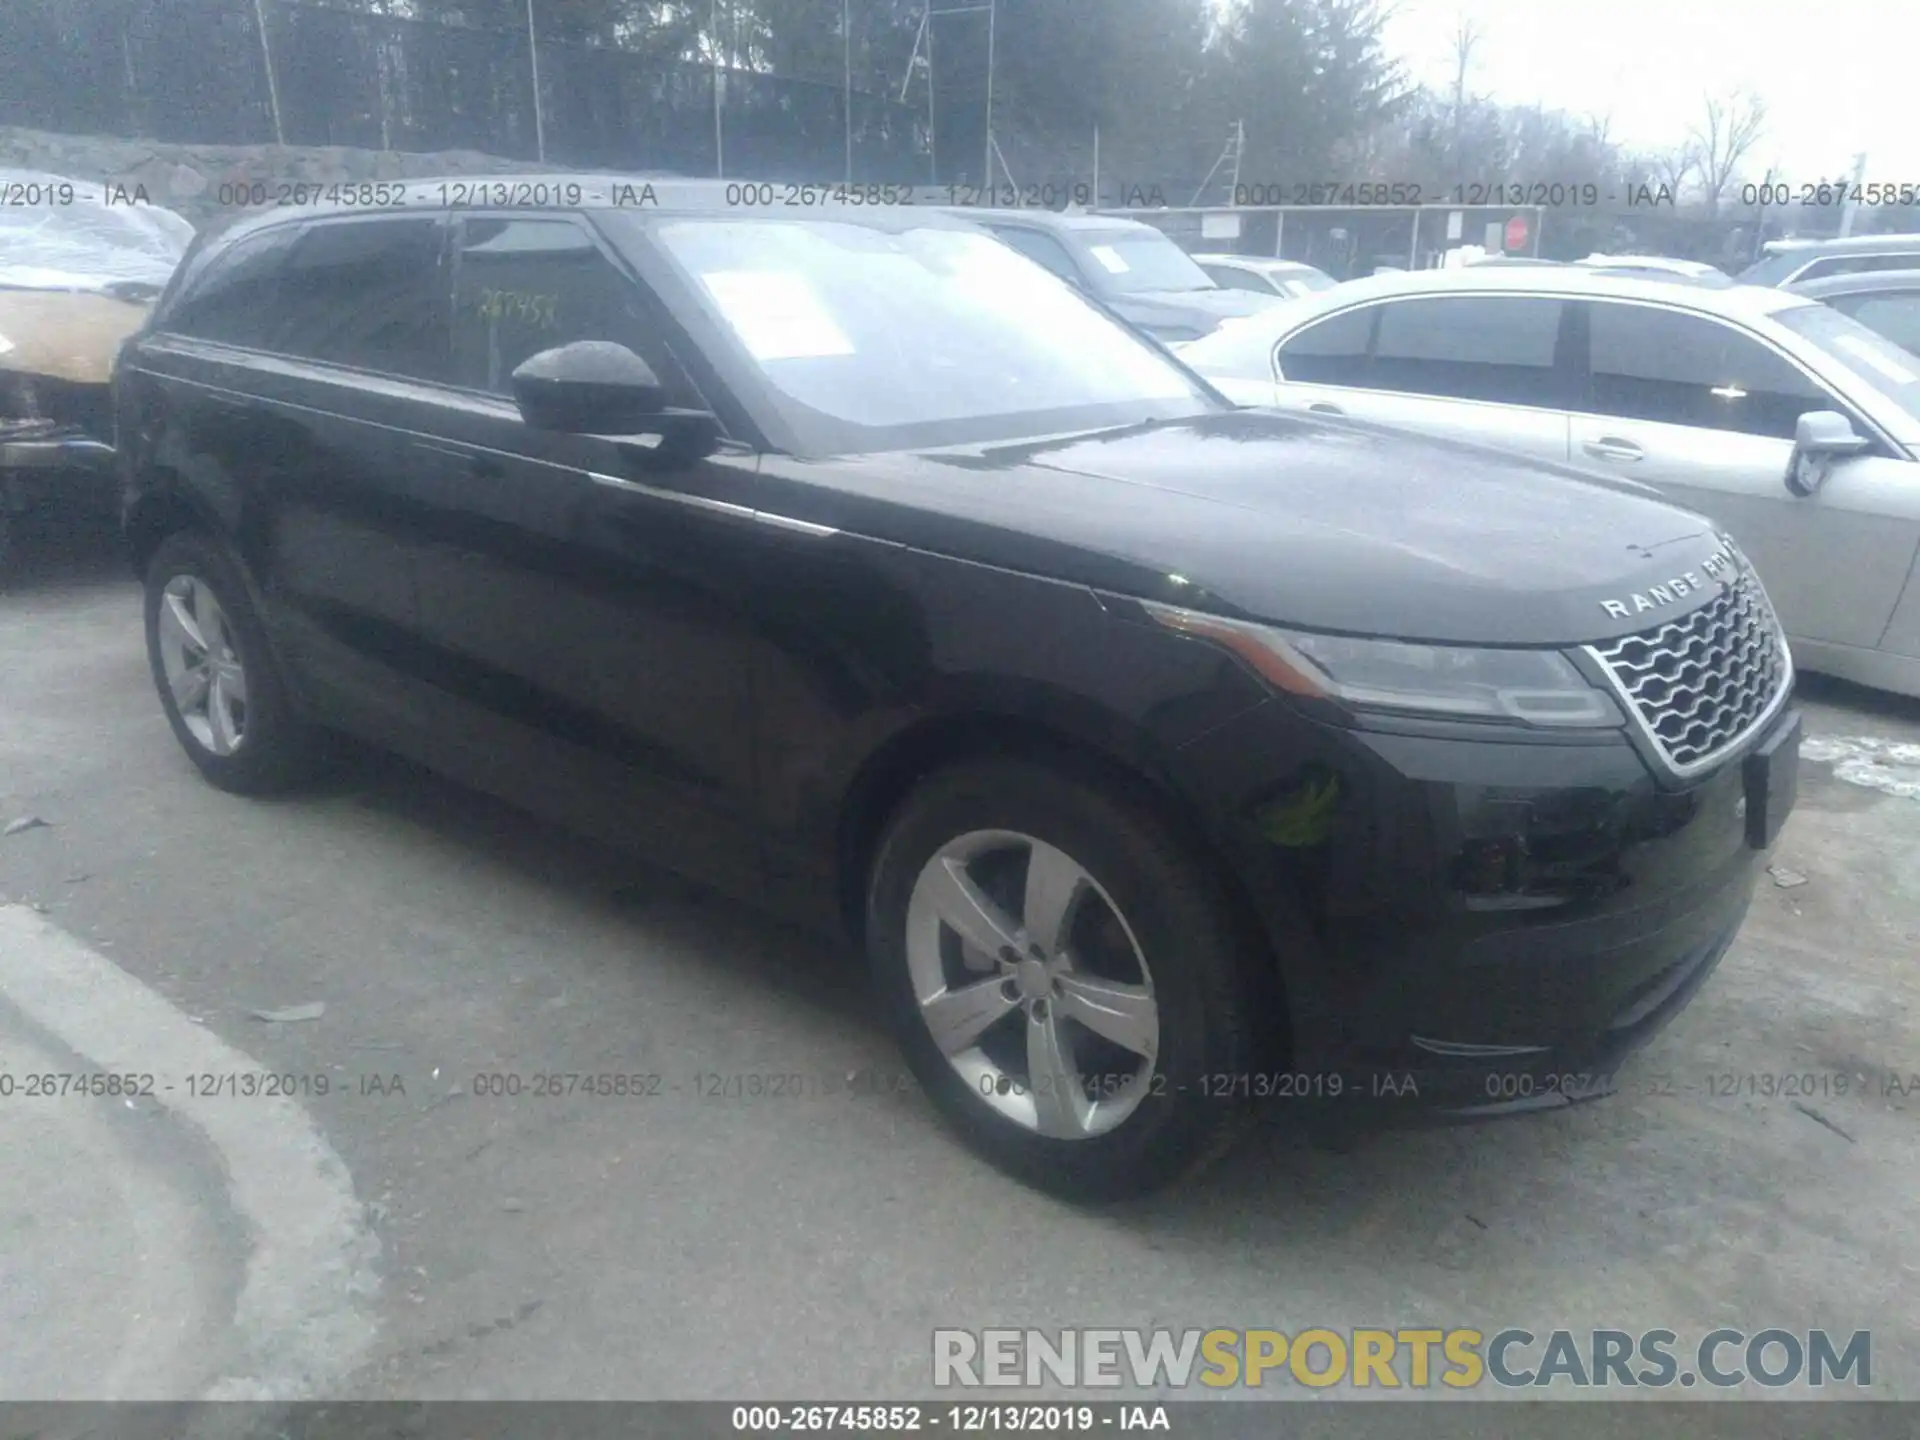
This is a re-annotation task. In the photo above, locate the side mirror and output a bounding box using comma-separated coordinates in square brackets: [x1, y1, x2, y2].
[510, 341, 720, 461]
[1784, 409, 1870, 496]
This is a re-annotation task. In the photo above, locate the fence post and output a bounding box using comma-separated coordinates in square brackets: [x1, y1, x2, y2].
[843, 0, 853, 184]
[120, 18, 141, 138]
[250, 0, 286, 144]
[711, 0, 725, 178]
[525, 0, 546, 162]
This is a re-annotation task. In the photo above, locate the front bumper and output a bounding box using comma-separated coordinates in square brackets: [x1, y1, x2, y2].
[1172, 697, 1802, 1122]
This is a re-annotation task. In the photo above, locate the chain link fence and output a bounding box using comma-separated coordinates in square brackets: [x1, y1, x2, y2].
[1, 0, 930, 182]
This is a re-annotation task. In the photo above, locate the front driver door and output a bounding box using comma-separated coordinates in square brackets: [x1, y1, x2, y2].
[1570, 298, 1920, 651]
[407, 212, 766, 896]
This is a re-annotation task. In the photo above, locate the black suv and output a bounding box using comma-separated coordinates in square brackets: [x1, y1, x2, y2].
[116, 180, 1802, 1199]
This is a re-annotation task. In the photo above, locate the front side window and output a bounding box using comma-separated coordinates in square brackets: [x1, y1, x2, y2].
[1274, 304, 1374, 386]
[1369, 295, 1571, 407]
[1586, 302, 1830, 439]
[646, 218, 1214, 455]
[1775, 300, 1920, 426]
[263, 217, 450, 381]
[449, 217, 696, 404]
[1828, 292, 1920, 357]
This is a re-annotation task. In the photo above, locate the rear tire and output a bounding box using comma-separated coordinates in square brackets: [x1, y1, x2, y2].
[866, 757, 1263, 1201]
[143, 531, 321, 794]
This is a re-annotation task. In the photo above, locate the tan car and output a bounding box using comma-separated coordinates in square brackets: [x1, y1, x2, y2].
[0, 170, 193, 569]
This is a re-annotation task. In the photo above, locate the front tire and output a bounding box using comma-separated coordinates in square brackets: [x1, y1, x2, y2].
[143, 531, 319, 794]
[866, 757, 1263, 1201]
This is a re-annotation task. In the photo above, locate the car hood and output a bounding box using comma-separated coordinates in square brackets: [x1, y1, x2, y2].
[1108, 288, 1282, 327]
[759, 410, 1735, 648]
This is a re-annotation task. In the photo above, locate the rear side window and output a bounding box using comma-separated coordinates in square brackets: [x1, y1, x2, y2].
[265, 218, 451, 381]
[1585, 302, 1830, 439]
[1275, 304, 1373, 385]
[1368, 295, 1571, 406]
[163, 226, 302, 347]
[448, 216, 698, 404]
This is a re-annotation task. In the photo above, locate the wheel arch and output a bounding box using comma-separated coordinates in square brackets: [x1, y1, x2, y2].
[124, 475, 219, 580]
[832, 709, 1292, 1058]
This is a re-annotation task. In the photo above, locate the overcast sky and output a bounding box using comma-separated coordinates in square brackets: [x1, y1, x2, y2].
[1379, 0, 1920, 184]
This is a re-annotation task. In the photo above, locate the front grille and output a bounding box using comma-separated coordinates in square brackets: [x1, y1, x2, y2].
[1587, 561, 1789, 775]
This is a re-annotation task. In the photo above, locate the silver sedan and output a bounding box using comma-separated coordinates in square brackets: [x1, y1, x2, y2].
[1178, 266, 1920, 700]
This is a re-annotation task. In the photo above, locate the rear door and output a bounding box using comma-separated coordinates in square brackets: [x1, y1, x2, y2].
[133, 213, 453, 744]
[1271, 293, 1576, 464]
[1569, 298, 1920, 650]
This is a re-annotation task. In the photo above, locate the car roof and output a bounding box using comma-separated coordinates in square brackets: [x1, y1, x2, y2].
[1577, 253, 1719, 274]
[1787, 267, 1920, 298]
[1763, 232, 1920, 256]
[947, 207, 1163, 234]
[1244, 263, 1816, 321]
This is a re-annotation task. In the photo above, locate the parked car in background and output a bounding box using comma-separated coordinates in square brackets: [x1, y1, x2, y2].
[1739, 233, 1920, 288]
[1190, 253, 1338, 299]
[117, 181, 1799, 1198]
[954, 208, 1282, 344]
[1787, 269, 1920, 356]
[1179, 266, 1920, 700]
[1576, 255, 1735, 288]
[0, 169, 194, 568]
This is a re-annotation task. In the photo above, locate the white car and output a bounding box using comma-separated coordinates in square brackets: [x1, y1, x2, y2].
[1179, 266, 1920, 699]
[1190, 253, 1340, 299]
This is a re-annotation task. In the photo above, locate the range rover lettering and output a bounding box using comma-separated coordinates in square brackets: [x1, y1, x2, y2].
[116, 181, 1802, 1199]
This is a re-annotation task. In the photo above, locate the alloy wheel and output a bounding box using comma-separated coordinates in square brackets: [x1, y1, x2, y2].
[156, 573, 250, 756]
[903, 829, 1161, 1139]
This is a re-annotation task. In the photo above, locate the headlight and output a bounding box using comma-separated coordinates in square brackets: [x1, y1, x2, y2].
[1145, 603, 1624, 728]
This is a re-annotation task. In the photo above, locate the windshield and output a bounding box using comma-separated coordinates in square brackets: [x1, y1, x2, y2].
[1080, 231, 1216, 294]
[0, 173, 194, 293]
[1736, 251, 1807, 287]
[1776, 300, 1920, 425]
[651, 218, 1216, 455]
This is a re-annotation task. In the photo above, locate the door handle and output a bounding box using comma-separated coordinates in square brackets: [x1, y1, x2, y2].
[1583, 437, 1644, 462]
[1308, 402, 1344, 416]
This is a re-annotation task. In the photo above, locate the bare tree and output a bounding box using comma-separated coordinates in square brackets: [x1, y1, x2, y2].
[1650, 143, 1698, 201]
[1691, 90, 1768, 216]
